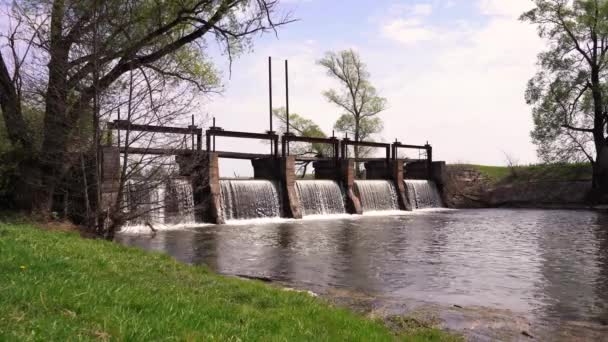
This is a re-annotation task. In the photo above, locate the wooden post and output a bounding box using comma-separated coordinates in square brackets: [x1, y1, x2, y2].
[282, 136, 287, 158]
[274, 136, 279, 158]
[425, 143, 433, 179]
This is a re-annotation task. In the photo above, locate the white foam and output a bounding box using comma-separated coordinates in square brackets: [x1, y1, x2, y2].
[362, 210, 414, 216]
[224, 217, 297, 225]
[119, 222, 212, 234]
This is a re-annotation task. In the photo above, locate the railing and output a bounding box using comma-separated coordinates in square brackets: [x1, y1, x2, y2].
[106, 120, 433, 165]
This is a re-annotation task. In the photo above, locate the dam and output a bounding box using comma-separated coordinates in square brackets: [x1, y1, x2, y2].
[102, 120, 446, 225]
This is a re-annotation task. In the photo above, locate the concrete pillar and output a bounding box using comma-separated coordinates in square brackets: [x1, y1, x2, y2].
[205, 153, 224, 224]
[313, 160, 362, 215]
[391, 160, 412, 211]
[280, 156, 302, 219]
[176, 152, 224, 224]
[431, 161, 447, 187]
[363, 160, 411, 211]
[252, 156, 302, 219]
[340, 159, 362, 215]
[100, 147, 120, 211]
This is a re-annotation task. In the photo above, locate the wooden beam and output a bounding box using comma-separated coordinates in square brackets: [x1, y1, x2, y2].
[118, 147, 273, 160]
[207, 129, 278, 140]
[284, 136, 339, 144]
[343, 140, 391, 148]
[394, 143, 427, 150]
[109, 120, 201, 135]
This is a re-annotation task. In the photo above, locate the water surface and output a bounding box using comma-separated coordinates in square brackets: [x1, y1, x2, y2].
[117, 209, 608, 339]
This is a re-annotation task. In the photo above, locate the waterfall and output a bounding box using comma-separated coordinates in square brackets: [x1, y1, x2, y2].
[220, 180, 282, 220]
[354, 180, 399, 212]
[123, 180, 166, 224]
[122, 178, 196, 226]
[296, 180, 346, 216]
[405, 180, 443, 209]
[164, 178, 195, 224]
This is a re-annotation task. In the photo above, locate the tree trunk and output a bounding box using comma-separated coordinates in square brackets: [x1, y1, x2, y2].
[590, 62, 608, 199]
[28, 0, 71, 216]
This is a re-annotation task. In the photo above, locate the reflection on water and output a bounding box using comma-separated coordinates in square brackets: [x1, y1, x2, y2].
[117, 209, 608, 334]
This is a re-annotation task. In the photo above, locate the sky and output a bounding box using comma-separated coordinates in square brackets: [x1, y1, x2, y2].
[202, 0, 543, 177]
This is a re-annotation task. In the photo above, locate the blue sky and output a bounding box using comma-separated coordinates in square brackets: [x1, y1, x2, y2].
[203, 0, 542, 176]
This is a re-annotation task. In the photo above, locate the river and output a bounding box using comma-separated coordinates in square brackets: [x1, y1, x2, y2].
[116, 209, 608, 341]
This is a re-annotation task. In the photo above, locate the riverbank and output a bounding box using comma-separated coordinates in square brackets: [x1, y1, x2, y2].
[0, 223, 459, 341]
[443, 163, 593, 208]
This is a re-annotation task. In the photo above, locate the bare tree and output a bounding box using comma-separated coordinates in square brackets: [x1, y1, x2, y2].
[0, 0, 292, 221]
[317, 49, 386, 175]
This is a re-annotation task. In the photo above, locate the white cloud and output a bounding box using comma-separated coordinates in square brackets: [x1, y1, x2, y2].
[382, 19, 436, 44]
[412, 3, 433, 16]
[205, 0, 545, 176]
[372, 0, 543, 165]
[479, 0, 533, 17]
[380, 2, 438, 45]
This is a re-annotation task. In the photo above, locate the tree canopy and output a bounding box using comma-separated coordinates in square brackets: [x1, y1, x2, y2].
[522, 0, 608, 192]
[0, 0, 291, 222]
[317, 49, 386, 170]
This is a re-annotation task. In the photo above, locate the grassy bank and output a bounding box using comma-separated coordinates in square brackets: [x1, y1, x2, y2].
[453, 163, 592, 184]
[0, 224, 459, 341]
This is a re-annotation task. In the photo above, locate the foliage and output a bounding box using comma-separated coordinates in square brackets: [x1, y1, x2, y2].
[521, 0, 608, 166]
[334, 114, 383, 141]
[0, 0, 291, 219]
[273, 107, 331, 157]
[0, 224, 457, 341]
[318, 50, 387, 126]
[318, 49, 386, 170]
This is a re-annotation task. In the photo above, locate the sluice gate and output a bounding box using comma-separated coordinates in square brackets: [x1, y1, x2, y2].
[101, 120, 445, 224]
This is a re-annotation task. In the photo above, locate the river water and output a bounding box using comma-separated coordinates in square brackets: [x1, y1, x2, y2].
[116, 209, 608, 340]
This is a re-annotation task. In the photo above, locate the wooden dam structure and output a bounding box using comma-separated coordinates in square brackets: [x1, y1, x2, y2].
[101, 119, 446, 224]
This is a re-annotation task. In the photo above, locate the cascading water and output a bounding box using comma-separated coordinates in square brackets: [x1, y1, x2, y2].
[123, 180, 165, 224]
[405, 179, 443, 209]
[295, 180, 346, 216]
[164, 178, 195, 224]
[122, 178, 196, 226]
[220, 180, 282, 220]
[354, 180, 399, 212]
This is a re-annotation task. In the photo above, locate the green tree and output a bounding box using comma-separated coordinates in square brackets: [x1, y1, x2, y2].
[317, 49, 387, 174]
[273, 107, 331, 176]
[0, 0, 290, 218]
[334, 115, 383, 144]
[521, 0, 608, 195]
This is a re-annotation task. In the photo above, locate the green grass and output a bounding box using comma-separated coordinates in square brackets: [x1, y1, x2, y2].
[452, 163, 592, 184]
[0, 224, 460, 341]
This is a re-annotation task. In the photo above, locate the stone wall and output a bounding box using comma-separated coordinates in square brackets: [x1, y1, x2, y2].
[176, 152, 223, 224]
[100, 147, 120, 212]
[442, 165, 592, 208]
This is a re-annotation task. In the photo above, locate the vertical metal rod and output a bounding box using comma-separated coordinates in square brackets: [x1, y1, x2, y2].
[269, 56, 273, 133]
[285, 60, 289, 134]
[116, 108, 121, 149]
[281, 138, 287, 158]
[285, 59, 290, 155]
[191, 115, 195, 150]
[213, 117, 216, 152]
[269, 57, 274, 155]
[386, 146, 390, 164]
[274, 137, 279, 158]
